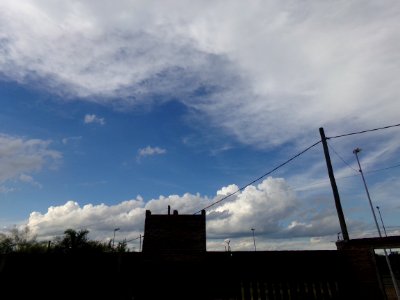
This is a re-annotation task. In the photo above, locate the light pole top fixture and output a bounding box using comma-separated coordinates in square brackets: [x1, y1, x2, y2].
[353, 147, 361, 154]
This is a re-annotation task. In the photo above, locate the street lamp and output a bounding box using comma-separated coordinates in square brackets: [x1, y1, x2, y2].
[353, 148, 400, 299]
[112, 228, 120, 248]
[377, 205, 393, 255]
[224, 239, 231, 252]
[251, 228, 256, 251]
[376, 206, 388, 237]
[353, 148, 382, 235]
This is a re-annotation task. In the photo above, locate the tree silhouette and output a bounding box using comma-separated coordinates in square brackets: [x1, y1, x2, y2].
[0, 227, 129, 253]
[0, 226, 47, 253]
[61, 229, 89, 250]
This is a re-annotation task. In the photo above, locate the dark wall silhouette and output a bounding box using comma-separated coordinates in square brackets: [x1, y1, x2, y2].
[142, 209, 206, 254]
[0, 250, 385, 300]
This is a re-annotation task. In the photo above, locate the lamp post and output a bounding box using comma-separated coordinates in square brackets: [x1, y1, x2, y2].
[112, 228, 120, 248]
[224, 239, 231, 252]
[377, 205, 392, 254]
[376, 206, 388, 237]
[353, 148, 400, 299]
[251, 228, 256, 251]
[353, 148, 381, 235]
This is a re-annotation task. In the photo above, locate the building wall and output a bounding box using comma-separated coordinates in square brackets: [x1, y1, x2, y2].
[142, 209, 206, 253]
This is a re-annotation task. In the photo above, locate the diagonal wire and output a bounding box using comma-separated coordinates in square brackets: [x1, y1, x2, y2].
[125, 235, 144, 243]
[366, 163, 400, 174]
[327, 123, 400, 139]
[327, 142, 358, 173]
[193, 140, 322, 214]
[291, 162, 400, 191]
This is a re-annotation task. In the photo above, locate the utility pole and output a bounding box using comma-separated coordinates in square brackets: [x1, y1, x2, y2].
[319, 127, 349, 241]
[353, 148, 400, 299]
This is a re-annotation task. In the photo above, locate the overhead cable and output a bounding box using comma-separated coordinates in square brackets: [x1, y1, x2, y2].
[327, 142, 358, 173]
[193, 140, 321, 214]
[327, 123, 400, 139]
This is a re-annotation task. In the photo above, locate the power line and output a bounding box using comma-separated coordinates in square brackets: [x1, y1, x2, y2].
[327, 123, 400, 139]
[193, 140, 322, 214]
[291, 162, 400, 191]
[366, 163, 400, 174]
[386, 226, 400, 229]
[327, 143, 358, 173]
[125, 235, 144, 243]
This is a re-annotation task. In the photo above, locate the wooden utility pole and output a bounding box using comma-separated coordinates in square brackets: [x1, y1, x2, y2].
[319, 127, 349, 241]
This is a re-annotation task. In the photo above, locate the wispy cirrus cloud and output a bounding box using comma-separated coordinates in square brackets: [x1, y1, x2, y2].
[0, 185, 15, 194]
[1, 1, 399, 148]
[19, 174, 42, 188]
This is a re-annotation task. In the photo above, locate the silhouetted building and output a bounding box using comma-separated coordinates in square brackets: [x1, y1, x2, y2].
[142, 207, 206, 253]
[1, 207, 398, 299]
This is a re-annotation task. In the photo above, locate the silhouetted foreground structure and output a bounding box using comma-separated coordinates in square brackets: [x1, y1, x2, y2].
[142, 208, 206, 253]
[336, 235, 400, 250]
[0, 210, 399, 299]
[0, 250, 392, 299]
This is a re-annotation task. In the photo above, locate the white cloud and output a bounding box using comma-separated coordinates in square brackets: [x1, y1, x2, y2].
[27, 198, 146, 240]
[84, 114, 105, 125]
[0, 133, 61, 184]
[26, 177, 345, 250]
[137, 146, 166, 158]
[0, 1, 399, 148]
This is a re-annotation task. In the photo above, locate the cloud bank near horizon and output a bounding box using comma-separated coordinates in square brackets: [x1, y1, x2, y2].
[1, 1, 399, 147]
[23, 177, 348, 250]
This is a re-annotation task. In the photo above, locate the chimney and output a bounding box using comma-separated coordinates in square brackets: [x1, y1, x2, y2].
[168, 205, 171, 215]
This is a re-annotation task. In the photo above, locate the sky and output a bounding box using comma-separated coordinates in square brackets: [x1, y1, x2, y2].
[0, 0, 399, 251]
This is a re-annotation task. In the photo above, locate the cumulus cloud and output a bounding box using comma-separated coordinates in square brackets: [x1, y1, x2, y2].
[26, 177, 344, 250]
[0, 1, 399, 148]
[84, 114, 105, 125]
[27, 198, 146, 240]
[0, 133, 61, 184]
[137, 146, 166, 158]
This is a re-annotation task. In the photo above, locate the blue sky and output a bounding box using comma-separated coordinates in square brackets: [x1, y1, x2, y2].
[0, 1, 399, 251]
